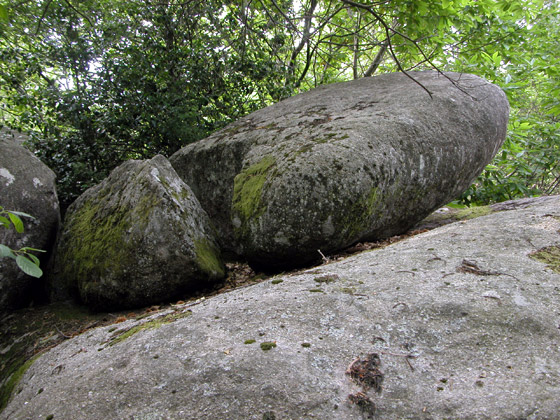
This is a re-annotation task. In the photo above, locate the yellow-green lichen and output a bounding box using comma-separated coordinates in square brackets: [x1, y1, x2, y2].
[455, 205, 494, 220]
[193, 238, 225, 278]
[172, 186, 190, 202]
[529, 246, 560, 273]
[364, 187, 379, 216]
[419, 203, 495, 228]
[107, 310, 192, 347]
[340, 187, 379, 238]
[257, 123, 278, 130]
[58, 187, 161, 301]
[232, 155, 276, 222]
[0, 354, 40, 412]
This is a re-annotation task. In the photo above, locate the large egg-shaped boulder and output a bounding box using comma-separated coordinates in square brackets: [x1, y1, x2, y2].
[170, 71, 509, 268]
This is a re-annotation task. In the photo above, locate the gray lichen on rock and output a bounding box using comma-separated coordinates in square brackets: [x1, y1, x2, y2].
[170, 71, 509, 269]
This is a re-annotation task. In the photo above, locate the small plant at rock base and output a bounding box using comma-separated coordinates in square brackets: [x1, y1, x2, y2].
[0, 206, 45, 278]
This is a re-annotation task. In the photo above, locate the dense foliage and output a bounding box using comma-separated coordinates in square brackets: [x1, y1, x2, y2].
[0, 0, 558, 209]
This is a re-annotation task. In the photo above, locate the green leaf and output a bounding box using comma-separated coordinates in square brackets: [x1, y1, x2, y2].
[492, 52, 501, 67]
[0, 216, 10, 228]
[0, 244, 16, 259]
[0, 5, 7, 22]
[16, 255, 43, 278]
[8, 212, 24, 233]
[25, 253, 41, 266]
[19, 247, 46, 253]
[7, 211, 35, 219]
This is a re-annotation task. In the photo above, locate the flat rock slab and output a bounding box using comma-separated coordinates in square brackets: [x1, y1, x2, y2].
[3, 196, 560, 419]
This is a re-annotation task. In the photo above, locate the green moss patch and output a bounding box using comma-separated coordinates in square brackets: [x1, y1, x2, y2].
[340, 187, 379, 239]
[194, 238, 225, 278]
[311, 133, 349, 143]
[159, 174, 190, 202]
[0, 354, 40, 412]
[232, 155, 276, 222]
[107, 310, 192, 347]
[260, 342, 277, 351]
[529, 246, 560, 273]
[244, 339, 256, 344]
[418, 204, 496, 230]
[0, 301, 107, 413]
[455, 205, 494, 220]
[57, 187, 161, 300]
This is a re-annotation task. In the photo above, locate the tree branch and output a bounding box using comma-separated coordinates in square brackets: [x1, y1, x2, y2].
[340, 0, 434, 96]
[363, 41, 386, 76]
[288, 0, 318, 72]
[270, 0, 299, 33]
[363, 18, 398, 77]
[34, 0, 54, 35]
[62, 0, 94, 27]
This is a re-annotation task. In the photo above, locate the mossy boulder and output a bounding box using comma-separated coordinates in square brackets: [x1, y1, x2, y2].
[170, 71, 509, 269]
[51, 155, 225, 311]
[0, 128, 60, 313]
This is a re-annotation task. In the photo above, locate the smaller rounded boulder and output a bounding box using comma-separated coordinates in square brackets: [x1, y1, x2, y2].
[52, 155, 225, 311]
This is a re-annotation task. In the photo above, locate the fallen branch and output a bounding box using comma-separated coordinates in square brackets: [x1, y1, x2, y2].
[318, 249, 330, 263]
[55, 325, 72, 340]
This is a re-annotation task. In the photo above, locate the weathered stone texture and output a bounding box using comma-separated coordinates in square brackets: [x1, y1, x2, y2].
[3, 195, 560, 420]
[170, 71, 509, 268]
[0, 128, 60, 312]
[51, 155, 225, 311]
